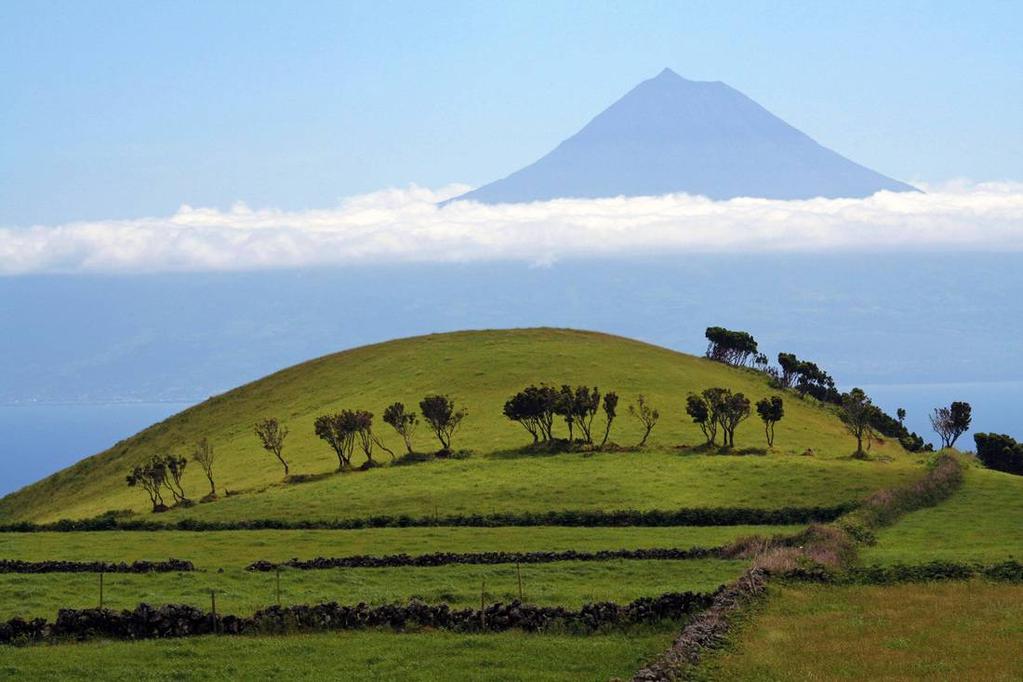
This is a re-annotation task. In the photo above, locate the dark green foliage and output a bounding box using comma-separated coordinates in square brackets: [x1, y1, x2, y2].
[974, 433, 1023, 475]
[0, 503, 858, 533]
[686, 393, 716, 445]
[313, 412, 356, 471]
[419, 395, 466, 453]
[382, 402, 418, 454]
[502, 384, 558, 443]
[838, 388, 879, 456]
[756, 396, 784, 447]
[705, 327, 759, 367]
[930, 401, 972, 449]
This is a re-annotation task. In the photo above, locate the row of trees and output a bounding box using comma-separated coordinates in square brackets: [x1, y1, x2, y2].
[974, 432, 1023, 476]
[254, 395, 467, 479]
[502, 385, 620, 447]
[685, 389, 785, 447]
[125, 438, 217, 512]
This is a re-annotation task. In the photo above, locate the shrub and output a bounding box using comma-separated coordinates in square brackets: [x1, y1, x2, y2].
[974, 433, 1023, 475]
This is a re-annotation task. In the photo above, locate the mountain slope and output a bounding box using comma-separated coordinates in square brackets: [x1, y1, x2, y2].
[0, 328, 910, 523]
[449, 68, 915, 203]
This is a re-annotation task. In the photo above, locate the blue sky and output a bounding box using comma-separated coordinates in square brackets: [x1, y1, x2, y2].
[2, 0, 1020, 227]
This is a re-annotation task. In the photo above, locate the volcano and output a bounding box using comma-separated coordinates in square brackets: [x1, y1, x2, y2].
[447, 68, 916, 204]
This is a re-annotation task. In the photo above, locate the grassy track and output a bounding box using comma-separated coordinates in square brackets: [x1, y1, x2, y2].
[697, 582, 1023, 681]
[862, 465, 1023, 564]
[0, 559, 745, 620]
[0, 629, 676, 681]
[0, 329, 908, 523]
[0, 526, 799, 566]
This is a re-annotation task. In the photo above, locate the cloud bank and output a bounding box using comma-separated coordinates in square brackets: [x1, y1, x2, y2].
[1, 181, 1021, 274]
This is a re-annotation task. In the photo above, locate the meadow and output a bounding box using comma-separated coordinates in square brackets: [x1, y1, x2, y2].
[697, 582, 1023, 681]
[0, 630, 676, 681]
[862, 465, 1023, 564]
[8, 328, 1005, 680]
[0, 329, 908, 524]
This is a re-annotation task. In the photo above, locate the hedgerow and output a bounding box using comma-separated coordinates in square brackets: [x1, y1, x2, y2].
[0, 559, 193, 574]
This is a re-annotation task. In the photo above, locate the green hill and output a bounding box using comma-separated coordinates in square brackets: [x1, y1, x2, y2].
[0, 328, 910, 524]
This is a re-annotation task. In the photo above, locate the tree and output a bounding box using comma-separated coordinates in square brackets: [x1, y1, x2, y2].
[628, 395, 660, 447]
[777, 353, 800, 388]
[705, 327, 759, 367]
[896, 408, 906, 426]
[353, 409, 376, 465]
[161, 454, 189, 504]
[503, 385, 559, 444]
[930, 401, 972, 449]
[573, 386, 601, 443]
[126, 456, 168, 512]
[255, 417, 290, 477]
[314, 412, 354, 471]
[383, 402, 418, 453]
[717, 392, 751, 447]
[685, 393, 717, 446]
[419, 395, 466, 453]
[974, 433, 1023, 476]
[839, 389, 878, 456]
[192, 438, 217, 499]
[554, 385, 577, 441]
[756, 396, 784, 447]
[600, 391, 619, 447]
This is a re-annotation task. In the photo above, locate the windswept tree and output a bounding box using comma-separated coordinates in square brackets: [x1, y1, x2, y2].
[930, 401, 972, 449]
[628, 395, 660, 447]
[570, 386, 601, 443]
[896, 407, 907, 426]
[353, 409, 377, 465]
[192, 438, 217, 499]
[717, 392, 751, 447]
[777, 353, 800, 388]
[686, 393, 717, 446]
[600, 391, 619, 447]
[315, 412, 355, 471]
[420, 395, 466, 453]
[126, 456, 168, 512]
[839, 388, 878, 457]
[383, 402, 418, 453]
[705, 327, 759, 367]
[255, 417, 290, 478]
[503, 384, 559, 444]
[161, 454, 189, 505]
[554, 385, 578, 441]
[756, 396, 785, 447]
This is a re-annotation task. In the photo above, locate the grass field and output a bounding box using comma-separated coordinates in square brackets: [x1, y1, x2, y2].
[0, 525, 800, 566]
[697, 582, 1023, 681]
[0, 329, 910, 523]
[7, 328, 1002, 681]
[0, 558, 745, 620]
[862, 465, 1023, 564]
[0, 629, 676, 681]
[136, 452, 917, 525]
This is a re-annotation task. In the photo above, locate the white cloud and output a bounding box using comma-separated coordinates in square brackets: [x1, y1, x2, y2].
[1, 181, 1021, 274]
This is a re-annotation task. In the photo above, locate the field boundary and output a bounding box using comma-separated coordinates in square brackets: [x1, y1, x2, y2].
[246, 547, 727, 570]
[0, 503, 856, 533]
[0, 559, 194, 574]
[0, 591, 714, 645]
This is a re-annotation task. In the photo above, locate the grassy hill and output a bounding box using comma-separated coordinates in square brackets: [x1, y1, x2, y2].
[0, 328, 909, 524]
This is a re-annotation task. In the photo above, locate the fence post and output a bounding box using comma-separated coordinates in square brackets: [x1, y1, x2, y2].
[99, 571, 104, 610]
[275, 566, 281, 606]
[516, 562, 523, 601]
